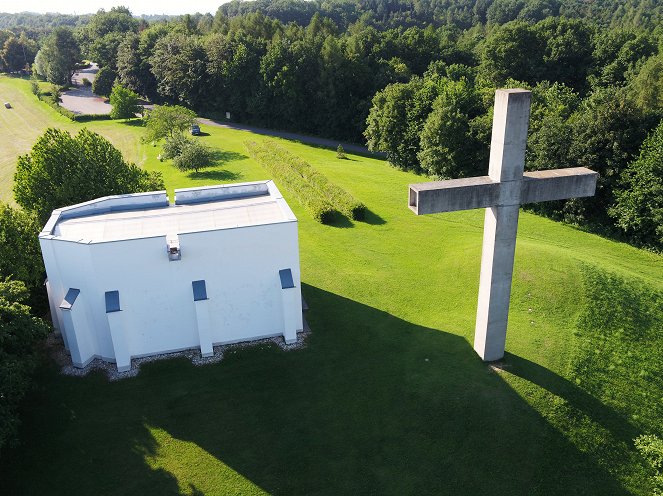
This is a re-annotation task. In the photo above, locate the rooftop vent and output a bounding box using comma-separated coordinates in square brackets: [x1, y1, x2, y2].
[167, 234, 181, 261]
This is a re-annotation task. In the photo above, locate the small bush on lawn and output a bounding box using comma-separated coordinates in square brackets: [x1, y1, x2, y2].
[81, 78, 91, 87]
[172, 139, 214, 173]
[29, 81, 39, 95]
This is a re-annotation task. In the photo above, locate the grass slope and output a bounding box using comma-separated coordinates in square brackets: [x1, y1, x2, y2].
[0, 75, 662, 495]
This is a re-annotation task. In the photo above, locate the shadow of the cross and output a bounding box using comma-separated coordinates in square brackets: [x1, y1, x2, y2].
[501, 352, 640, 444]
[2, 285, 632, 495]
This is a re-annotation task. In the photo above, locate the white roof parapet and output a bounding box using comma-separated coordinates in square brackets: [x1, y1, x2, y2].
[41, 191, 169, 237]
[175, 181, 271, 205]
[41, 181, 297, 244]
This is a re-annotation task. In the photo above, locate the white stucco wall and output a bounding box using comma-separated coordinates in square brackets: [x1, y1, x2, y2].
[41, 214, 302, 367]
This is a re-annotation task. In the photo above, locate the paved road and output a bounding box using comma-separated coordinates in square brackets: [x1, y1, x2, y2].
[61, 63, 111, 115]
[199, 118, 379, 156]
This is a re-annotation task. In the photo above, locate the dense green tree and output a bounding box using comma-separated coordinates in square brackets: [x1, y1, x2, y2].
[150, 32, 209, 108]
[1, 33, 38, 72]
[205, 33, 265, 122]
[526, 81, 580, 172]
[32, 27, 80, 85]
[78, 6, 138, 69]
[486, 0, 526, 24]
[481, 21, 544, 86]
[534, 17, 593, 92]
[91, 66, 116, 97]
[610, 121, 663, 250]
[563, 87, 657, 226]
[365, 79, 424, 170]
[14, 128, 164, 222]
[143, 104, 198, 142]
[109, 84, 140, 119]
[418, 78, 487, 178]
[117, 24, 169, 101]
[629, 53, 663, 111]
[0, 279, 50, 454]
[0, 204, 43, 290]
[589, 30, 655, 88]
[172, 139, 215, 173]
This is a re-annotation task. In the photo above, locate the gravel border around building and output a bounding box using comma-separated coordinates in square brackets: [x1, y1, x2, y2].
[47, 319, 311, 381]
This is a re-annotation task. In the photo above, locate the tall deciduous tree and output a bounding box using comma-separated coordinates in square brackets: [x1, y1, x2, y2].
[14, 128, 164, 222]
[150, 32, 209, 108]
[78, 6, 138, 70]
[1, 33, 38, 72]
[32, 27, 80, 85]
[418, 78, 487, 178]
[91, 66, 116, 97]
[365, 79, 423, 170]
[564, 87, 657, 226]
[143, 104, 198, 142]
[610, 121, 663, 250]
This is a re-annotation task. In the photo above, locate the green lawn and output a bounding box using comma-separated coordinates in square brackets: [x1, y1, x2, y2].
[1, 75, 662, 495]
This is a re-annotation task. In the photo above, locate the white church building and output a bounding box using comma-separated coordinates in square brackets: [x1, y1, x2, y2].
[39, 181, 304, 372]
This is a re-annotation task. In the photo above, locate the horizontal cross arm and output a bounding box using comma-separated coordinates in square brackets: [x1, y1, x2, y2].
[409, 176, 499, 215]
[521, 167, 598, 204]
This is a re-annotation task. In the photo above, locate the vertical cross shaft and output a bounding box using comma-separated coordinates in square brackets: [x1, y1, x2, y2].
[474, 89, 531, 361]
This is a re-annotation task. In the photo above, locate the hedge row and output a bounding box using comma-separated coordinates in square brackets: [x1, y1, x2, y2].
[246, 140, 366, 222]
[37, 92, 76, 120]
[246, 141, 337, 223]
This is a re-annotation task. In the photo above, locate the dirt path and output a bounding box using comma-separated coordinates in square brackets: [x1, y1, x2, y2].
[198, 118, 379, 156]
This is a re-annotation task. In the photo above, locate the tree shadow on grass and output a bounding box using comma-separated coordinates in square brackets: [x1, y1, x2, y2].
[211, 150, 248, 165]
[2, 285, 634, 495]
[502, 352, 640, 444]
[187, 169, 242, 182]
[119, 118, 145, 127]
[360, 208, 386, 225]
[325, 213, 354, 228]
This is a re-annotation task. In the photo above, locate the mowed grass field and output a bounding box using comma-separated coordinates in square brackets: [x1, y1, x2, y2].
[0, 75, 662, 495]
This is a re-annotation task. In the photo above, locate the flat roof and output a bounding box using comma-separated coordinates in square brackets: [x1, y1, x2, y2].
[43, 181, 297, 243]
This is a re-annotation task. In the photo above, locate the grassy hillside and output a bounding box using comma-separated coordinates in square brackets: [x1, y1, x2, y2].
[0, 75, 661, 495]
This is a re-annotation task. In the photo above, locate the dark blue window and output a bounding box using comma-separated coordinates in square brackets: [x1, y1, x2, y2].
[192, 280, 208, 301]
[279, 269, 295, 289]
[105, 291, 121, 313]
[60, 288, 80, 310]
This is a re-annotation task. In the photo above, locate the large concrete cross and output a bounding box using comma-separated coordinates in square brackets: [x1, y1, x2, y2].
[408, 89, 598, 362]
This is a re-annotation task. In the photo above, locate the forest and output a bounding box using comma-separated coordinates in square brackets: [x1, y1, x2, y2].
[0, 0, 661, 249]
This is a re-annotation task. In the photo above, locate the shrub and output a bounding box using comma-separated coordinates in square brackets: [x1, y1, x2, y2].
[246, 141, 337, 223]
[109, 84, 140, 120]
[172, 140, 214, 173]
[0, 279, 50, 454]
[336, 144, 346, 159]
[634, 434, 663, 495]
[81, 78, 91, 86]
[246, 141, 367, 222]
[0, 204, 44, 290]
[162, 134, 189, 160]
[36, 91, 75, 120]
[30, 81, 39, 95]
